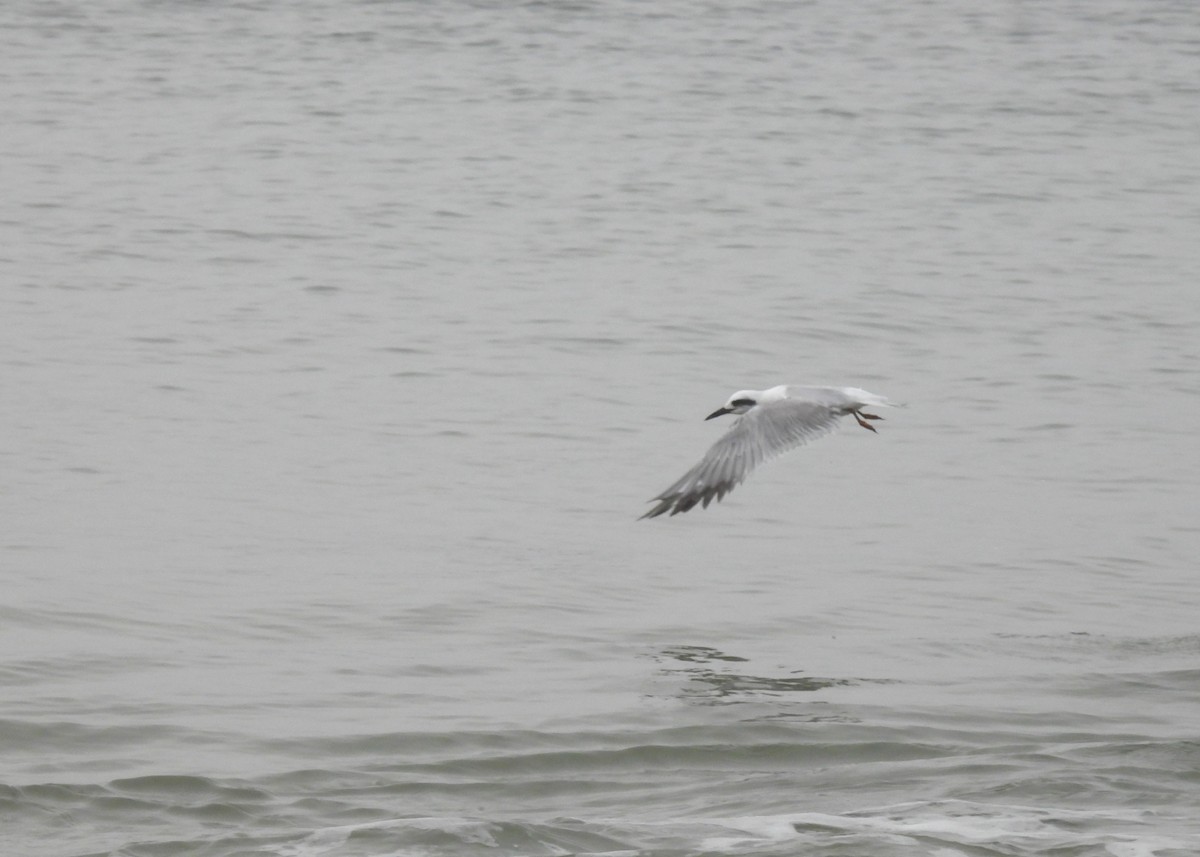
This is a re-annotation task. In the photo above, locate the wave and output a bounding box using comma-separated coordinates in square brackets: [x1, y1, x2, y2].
[242, 801, 1200, 856]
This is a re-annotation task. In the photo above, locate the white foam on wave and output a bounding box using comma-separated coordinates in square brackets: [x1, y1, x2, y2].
[268, 803, 1199, 857]
[276, 817, 520, 856]
[693, 800, 1197, 855]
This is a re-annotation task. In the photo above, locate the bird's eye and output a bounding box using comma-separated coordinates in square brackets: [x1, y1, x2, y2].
[731, 398, 755, 407]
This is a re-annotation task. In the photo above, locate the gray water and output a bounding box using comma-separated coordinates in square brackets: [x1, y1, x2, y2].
[4, 0, 1200, 855]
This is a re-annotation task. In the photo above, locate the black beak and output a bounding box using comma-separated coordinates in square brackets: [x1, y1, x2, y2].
[705, 407, 733, 420]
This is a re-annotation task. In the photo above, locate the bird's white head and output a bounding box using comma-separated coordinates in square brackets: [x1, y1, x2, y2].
[705, 389, 760, 421]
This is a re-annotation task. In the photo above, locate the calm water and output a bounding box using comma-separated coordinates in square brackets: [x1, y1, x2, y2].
[4, 0, 1200, 855]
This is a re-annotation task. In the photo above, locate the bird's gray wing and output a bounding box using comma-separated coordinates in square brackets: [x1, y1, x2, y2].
[641, 399, 844, 518]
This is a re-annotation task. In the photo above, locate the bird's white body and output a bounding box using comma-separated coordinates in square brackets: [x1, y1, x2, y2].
[754, 384, 892, 410]
[641, 385, 898, 519]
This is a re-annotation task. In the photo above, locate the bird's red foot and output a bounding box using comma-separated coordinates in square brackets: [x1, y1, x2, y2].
[854, 411, 881, 432]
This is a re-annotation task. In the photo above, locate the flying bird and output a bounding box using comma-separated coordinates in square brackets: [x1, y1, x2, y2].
[641, 385, 898, 519]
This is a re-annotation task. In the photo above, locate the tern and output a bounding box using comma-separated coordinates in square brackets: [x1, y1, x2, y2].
[641, 385, 898, 519]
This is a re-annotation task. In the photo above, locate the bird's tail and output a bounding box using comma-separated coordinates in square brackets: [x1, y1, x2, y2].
[844, 387, 904, 409]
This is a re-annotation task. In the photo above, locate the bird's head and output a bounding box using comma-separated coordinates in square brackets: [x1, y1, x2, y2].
[706, 390, 758, 420]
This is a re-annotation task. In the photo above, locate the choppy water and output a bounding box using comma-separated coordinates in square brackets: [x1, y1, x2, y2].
[4, 0, 1200, 855]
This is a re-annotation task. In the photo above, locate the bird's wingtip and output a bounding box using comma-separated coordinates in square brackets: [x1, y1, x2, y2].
[639, 500, 669, 520]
